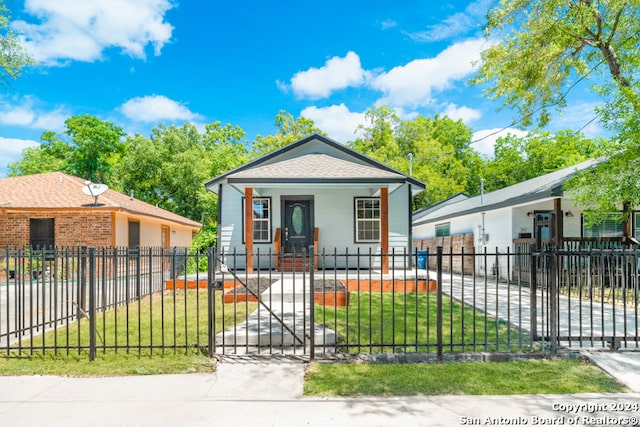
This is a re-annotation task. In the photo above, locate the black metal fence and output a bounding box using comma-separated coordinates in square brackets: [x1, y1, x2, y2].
[1, 245, 638, 360]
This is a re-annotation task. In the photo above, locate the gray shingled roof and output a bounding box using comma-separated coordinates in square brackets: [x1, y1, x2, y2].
[205, 133, 425, 191]
[413, 158, 601, 225]
[227, 153, 407, 182]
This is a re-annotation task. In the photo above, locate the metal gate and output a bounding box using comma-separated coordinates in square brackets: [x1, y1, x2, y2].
[533, 244, 640, 353]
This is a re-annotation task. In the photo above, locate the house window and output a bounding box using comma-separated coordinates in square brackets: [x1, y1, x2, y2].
[355, 198, 380, 243]
[635, 213, 640, 239]
[435, 223, 450, 237]
[582, 213, 623, 238]
[30, 218, 54, 249]
[242, 197, 272, 243]
[128, 221, 140, 247]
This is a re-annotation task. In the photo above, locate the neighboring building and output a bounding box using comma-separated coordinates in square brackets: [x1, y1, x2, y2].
[205, 134, 425, 272]
[0, 172, 201, 248]
[412, 159, 638, 279]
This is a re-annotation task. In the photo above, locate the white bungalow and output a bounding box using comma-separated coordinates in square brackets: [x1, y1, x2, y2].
[205, 134, 425, 272]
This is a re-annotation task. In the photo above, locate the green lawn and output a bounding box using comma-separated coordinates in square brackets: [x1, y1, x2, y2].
[316, 291, 529, 353]
[0, 289, 257, 375]
[304, 359, 627, 396]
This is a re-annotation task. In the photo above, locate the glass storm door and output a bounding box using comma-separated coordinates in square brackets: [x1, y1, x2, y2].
[282, 199, 313, 255]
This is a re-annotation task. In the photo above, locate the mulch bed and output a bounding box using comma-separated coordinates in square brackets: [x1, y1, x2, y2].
[224, 278, 346, 294]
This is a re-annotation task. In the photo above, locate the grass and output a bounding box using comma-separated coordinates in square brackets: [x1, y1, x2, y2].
[0, 351, 215, 376]
[316, 292, 529, 353]
[304, 359, 627, 396]
[0, 289, 257, 376]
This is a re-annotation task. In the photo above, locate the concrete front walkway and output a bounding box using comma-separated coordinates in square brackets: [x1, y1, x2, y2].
[215, 275, 337, 353]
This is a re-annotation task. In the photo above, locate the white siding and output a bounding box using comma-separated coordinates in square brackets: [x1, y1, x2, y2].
[219, 183, 412, 270]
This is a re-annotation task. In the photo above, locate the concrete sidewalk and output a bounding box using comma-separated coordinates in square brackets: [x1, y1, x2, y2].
[1, 357, 640, 427]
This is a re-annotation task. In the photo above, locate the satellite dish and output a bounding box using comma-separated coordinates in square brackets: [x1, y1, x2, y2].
[82, 182, 108, 205]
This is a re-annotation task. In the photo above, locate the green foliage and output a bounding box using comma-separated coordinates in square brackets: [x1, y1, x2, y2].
[481, 130, 604, 192]
[64, 115, 126, 183]
[9, 115, 125, 184]
[117, 122, 248, 223]
[349, 106, 481, 208]
[0, 0, 34, 87]
[250, 110, 324, 157]
[191, 225, 217, 252]
[475, 0, 640, 216]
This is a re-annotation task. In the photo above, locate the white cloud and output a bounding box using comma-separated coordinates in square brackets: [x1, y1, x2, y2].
[442, 104, 481, 123]
[381, 19, 397, 30]
[13, 0, 175, 65]
[120, 95, 202, 122]
[300, 104, 367, 143]
[372, 38, 487, 108]
[289, 52, 370, 99]
[0, 137, 41, 173]
[0, 96, 68, 131]
[406, 0, 491, 42]
[471, 128, 528, 158]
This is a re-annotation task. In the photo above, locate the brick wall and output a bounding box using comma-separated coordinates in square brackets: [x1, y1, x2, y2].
[0, 211, 113, 247]
[413, 233, 475, 274]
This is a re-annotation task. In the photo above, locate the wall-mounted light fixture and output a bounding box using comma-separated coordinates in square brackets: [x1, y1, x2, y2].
[565, 211, 574, 217]
[527, 211, 534, 217]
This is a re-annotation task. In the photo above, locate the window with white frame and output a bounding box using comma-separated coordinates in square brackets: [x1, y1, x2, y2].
[242, 197, 271, 243]
[435, 223, 450, 237]
[355, 198, 380, 242]
[582, 212, 623, 238]
[635, 212, 640, 239]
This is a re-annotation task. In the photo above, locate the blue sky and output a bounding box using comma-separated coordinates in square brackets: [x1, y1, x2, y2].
[0, 0, 604, 176]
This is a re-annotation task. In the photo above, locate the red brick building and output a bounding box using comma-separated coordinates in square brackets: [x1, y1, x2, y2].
[0, 172, 200, 248]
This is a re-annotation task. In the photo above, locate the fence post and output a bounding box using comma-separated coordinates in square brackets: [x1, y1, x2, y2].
[529, 244, 537, 343]
[549, 245, 558, 357]
[88, 247, 97, 361]
[309, 245, 315, 360]
[436, 246, 443, 361]
[207, 246, 215, 358]
[79, 246, 88, 319]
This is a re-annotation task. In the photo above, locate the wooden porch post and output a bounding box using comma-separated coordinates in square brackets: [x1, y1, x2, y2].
[623, 202, 631, 241]
[244, 187, 254, 274]
[381, 187, 389, 274]
[554, 198, 563, 247]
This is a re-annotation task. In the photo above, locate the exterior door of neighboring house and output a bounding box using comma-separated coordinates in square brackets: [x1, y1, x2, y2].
[128, 221, 140, 247]
[534, 212, 556, 247]
[161, 226, 170, 270]
[282, 197, 314, 255]
[30, 218, 54, 249]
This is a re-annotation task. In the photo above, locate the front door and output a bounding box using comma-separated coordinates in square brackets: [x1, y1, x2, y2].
[282, 197, 314, 255]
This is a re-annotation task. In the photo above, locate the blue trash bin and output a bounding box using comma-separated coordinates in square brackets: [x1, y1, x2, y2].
[416, 250, 427, 269]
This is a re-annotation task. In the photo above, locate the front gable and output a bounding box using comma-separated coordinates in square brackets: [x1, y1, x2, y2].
[208, 134, 425, 272]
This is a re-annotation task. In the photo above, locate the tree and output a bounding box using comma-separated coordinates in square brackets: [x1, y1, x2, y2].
[7, 132, 69, 175]
[250, 111, 324, 157]
[117, 122, 249, 224]
[0, 0, 33, 87]
[8, 116, 125, 184]
[481, 130, 604, 192]
[349, 106, 481, 208]
[474, 0, 640, 216]
[63, 115, 125, 183]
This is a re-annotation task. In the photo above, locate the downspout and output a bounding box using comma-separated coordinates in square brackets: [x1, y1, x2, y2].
[408, 184, 413, 263]
[216, 183, 223, 256]
[480, 178, 485, 248]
